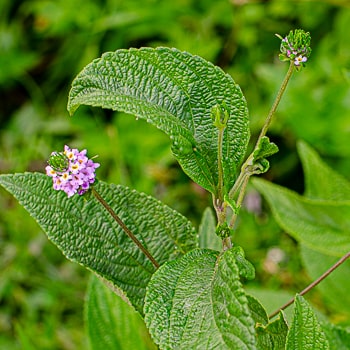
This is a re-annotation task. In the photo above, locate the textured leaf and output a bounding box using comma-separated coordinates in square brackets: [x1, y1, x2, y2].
[67, 47, 250, 194]
[247, 295, 288, 350]
[246, 288, 295, 323]
[231, 246, 255, 280]
[246, 294, 269, 325]
[85, 274, 156, 350]
[144, 249, 257, 350]
[252, 178, 350, 256]
[0, 173, 197, 314]
[253, 136, 279, 161]
[286, 295, 329, 350]
[251, 136, 279, 174]
[256, 312, 289, 350]
[198, 207, 221, 251]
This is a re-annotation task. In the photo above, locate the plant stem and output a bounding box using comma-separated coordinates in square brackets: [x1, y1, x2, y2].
[268, 250, 350, 319]
[217, 127, 225, 203]
[222, 236, 232, 251]
[229, 172, 250, 228]
[212, 196, 232, 250]
[228, 61, 295, 227]
[255, 60, 295, 149]
[213, 122, 234, 250]
[91, 187, 160, 269]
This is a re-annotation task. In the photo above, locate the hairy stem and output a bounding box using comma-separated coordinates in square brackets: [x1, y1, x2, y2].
[213, 121, 233, 250]
[222, 236, 233, 251]
[269, 251, 350, 319]
[228, 61, 295, 228]
[212, 196, 232, 250]
[91, 187, 160, 269]
[217, 127, 225, 203]
[229, 173, 250, 228]
[255, 60, 294, 148]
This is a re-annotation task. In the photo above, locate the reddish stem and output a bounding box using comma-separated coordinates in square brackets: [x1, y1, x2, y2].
[269, 250, 350, 319]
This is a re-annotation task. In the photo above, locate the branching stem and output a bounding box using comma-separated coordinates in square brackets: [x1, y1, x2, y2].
[91, 187, 160, 269]
[269, 250, 350, 319]
[229, 173, 250, 228]
[227, 61, 295, 229]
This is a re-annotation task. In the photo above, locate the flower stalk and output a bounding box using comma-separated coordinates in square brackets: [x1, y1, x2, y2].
[91, 187, 160, 269]
[214, 31, 311, 244]
[46, 145, 160, 270]
[227, 29, 312, 229]
[269, 251, 350, 319]
[254, 60, 295, 151]
[227, 61, 294, 230]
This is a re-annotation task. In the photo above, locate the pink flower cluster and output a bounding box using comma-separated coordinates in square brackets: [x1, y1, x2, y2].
[282, 37, 308, 66]
[46, 145, 100, 197]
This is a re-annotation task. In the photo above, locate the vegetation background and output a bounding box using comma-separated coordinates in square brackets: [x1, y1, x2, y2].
[1, 0, 350, 348]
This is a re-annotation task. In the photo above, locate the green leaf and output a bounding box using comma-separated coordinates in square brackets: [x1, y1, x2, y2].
[297, 141, 350, 317]
[256, 312, 289, 350]
[198, 207, 221, 251]
[67, 47, 250, 194]
[254, 136, 279, 160]
[231, 245, 255, 280]
[85, 274, 156, 350]
[144, 249, 257, 350]
[297, 140, 350, 201]
[321, 322, 350, 350]
[286, 295, 329, 350]
[0, 173, 197, 314]
[246, 294, 269, 325]
[246, 288, 295, 323]
[252, 136, 279, 174]
[252, 178, 350, 256]
[246, 295, 288, 350]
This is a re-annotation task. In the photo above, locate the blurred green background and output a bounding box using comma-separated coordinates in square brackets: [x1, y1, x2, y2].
[1, 0, 350, 348]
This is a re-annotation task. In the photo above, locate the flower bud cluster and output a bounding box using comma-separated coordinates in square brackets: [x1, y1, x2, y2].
[46, 145, 99, 197]
[276, 29, 311, 70]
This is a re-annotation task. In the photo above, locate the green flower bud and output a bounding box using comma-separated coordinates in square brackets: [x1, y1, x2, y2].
[211, 102, 229, 130]
[216, 222, 232, 239]
[47, 152, 70, 172]
[276, 29, 311, 71]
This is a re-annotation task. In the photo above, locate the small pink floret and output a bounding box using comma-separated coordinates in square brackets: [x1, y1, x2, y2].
[294, 55, 307, 66]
